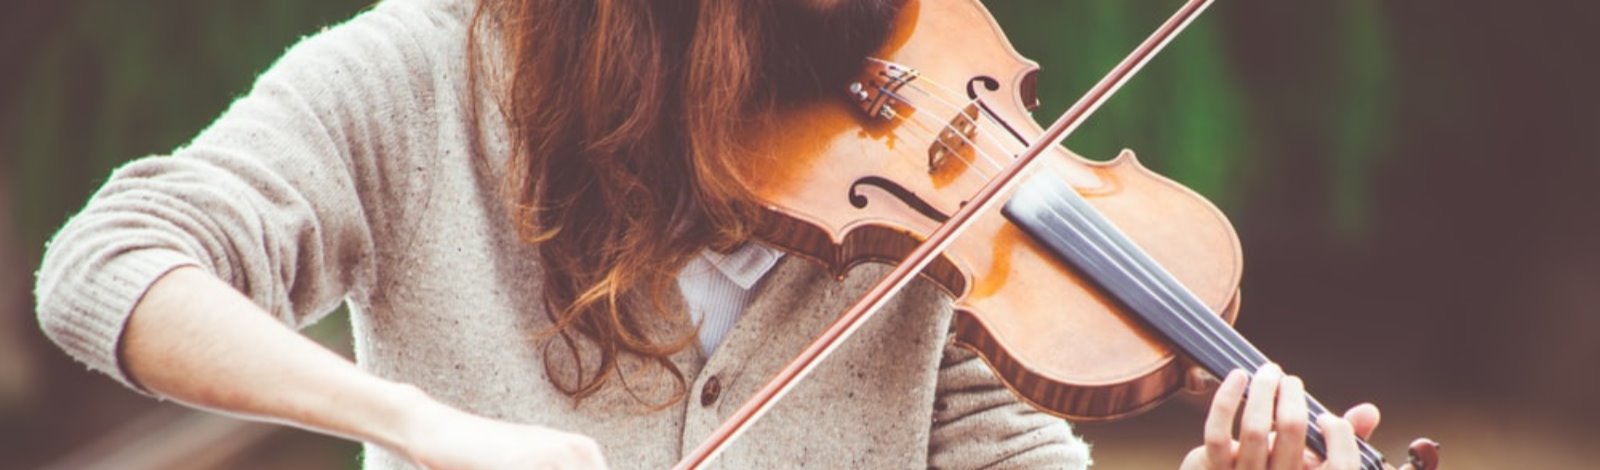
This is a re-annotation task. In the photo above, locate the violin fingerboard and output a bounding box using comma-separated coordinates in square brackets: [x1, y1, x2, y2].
[1003, 174, 1387, 470]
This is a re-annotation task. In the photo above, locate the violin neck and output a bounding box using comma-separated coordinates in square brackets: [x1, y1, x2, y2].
[1002, 174, 1387, 470]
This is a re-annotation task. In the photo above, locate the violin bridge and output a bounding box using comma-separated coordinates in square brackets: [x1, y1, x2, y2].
[848, 58, 919, 122]
[928, 103, 982, 172]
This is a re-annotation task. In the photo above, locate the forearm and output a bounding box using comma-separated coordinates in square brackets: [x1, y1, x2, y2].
[124, 266, 435, 454]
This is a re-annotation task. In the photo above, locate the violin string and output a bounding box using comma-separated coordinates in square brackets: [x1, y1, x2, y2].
[867, 88, 1058, 214]
[1071, 189, 1257, 366]
[866, 105, 1026, 208]
[893, 80, 1245, 367]
[883, 103, 1003, 179]
[904, 78, 1034, 154]
[898, 79, 1286, 408]
[886, 80, 1242, 392]
[873, 86, 1010, 176]
[889, 73, 1260, 370]
[1029, 185, 1380, 468]
[877, 76, 1378, 469]
[897, 80, 1023, 156]
[1032, 181, 1262, 379]
[898, 81, 1032, 160]
[905, 79, 1251, 357]
[1024, 190, 1268, 439]
[876, 68, 1383, 470]
[867, 71, 1052, 176]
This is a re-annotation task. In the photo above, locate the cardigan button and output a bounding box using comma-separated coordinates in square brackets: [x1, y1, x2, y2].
[700, 375, 723, 407]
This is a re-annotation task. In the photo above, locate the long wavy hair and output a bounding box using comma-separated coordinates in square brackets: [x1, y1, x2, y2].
[469, 0, 899, 406]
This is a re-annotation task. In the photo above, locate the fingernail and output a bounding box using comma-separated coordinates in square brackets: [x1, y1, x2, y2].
[1257, 363, 1282, 375]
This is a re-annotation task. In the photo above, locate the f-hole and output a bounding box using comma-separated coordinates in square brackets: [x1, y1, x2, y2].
[849, 176, 952, 223]
[966, 76, 1032, 147]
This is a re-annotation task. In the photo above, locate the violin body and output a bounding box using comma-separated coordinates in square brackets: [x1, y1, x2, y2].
[739, 0, 1242, 421]
[691, 1, 1439, 468]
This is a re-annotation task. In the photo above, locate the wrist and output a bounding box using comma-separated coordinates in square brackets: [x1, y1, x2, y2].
[374, 382, 450, 457]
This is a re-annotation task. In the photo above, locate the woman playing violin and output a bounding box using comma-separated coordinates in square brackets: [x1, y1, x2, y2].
[34, 0, 1396, 468]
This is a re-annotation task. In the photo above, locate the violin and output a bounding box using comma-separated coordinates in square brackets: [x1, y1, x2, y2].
[680, 1, 1439, 469]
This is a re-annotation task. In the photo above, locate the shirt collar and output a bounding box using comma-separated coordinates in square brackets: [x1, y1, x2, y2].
[700, 242, 785, 290]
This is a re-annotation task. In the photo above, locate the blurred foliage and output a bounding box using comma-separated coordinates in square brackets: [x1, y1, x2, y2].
[1327, 0, 1395, 236]
[2, 2, 369, 467]
[1, 0, 371, 380]
[2, 0, 369, 355]
[989, 0, 1397, 235]
[3, 0, 372, 263]
[990, 0, 1255, 212]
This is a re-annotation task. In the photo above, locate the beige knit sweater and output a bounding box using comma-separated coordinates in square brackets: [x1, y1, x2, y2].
[33, 0, 1091, 468]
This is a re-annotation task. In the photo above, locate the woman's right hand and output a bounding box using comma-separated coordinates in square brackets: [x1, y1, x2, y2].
[118, 267, 607, 470]
[401, 396, 608, 470]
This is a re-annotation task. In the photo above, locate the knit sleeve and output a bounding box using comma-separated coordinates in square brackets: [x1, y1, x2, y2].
[32, 0, 457, 392]
[928, 345, 1093, 469]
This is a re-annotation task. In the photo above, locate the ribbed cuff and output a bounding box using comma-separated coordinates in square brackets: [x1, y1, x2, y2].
[37, 248, 199, 396]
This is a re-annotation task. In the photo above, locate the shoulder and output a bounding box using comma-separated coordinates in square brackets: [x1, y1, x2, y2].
[310, 0, 479, 70]
[240, 0, 491, 140]
[265, 0, 479, 81]
[369, 0, 477, 43]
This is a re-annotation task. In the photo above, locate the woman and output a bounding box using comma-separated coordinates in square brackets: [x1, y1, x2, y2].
[34, 0, 1390, 468]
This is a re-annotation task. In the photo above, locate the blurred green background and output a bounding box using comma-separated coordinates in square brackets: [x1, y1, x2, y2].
[4, 0, 1597, 468]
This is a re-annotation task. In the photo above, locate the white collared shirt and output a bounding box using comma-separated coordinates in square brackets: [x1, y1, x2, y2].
[675, 243, 785, 356]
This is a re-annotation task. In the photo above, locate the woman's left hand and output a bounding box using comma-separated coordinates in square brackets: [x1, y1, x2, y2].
[1179, 363, 1410, 470]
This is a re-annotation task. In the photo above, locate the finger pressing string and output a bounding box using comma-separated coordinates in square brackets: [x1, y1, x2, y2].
[1203, 369, 1248, 468]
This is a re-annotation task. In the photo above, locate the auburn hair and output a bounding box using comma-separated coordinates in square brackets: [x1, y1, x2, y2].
[468, 0, 898, 406]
